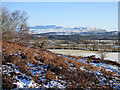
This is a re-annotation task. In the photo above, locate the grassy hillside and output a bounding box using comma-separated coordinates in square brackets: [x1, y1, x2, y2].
[2, 41, 120, 89]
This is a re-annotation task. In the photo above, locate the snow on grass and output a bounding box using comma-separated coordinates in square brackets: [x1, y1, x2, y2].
[2, 64, 13, 74]
[49, 49, 119, 62]
[90, 63, 120, 74]
[13, 81, 24, 88]
[50, 80, 66, 88]
[2, 63, 38, 88]
[56, 50, 120, 88]
[27, 62, 46, 76]
[27, 63, 34, 67]
[65, 61, 76, 70]
[27, 80, 40, 88]
[14, 79, 39, 88]
[80, 66, 85, 71]
[14, 74, 33, 88]
[79, 65, 120, 88]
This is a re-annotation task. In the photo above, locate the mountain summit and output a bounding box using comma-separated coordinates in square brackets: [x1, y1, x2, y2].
[29, 25, 107, 35]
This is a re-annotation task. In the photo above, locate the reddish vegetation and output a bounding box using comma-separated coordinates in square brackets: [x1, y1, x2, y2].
[2, 41, 120, 89]
[45, 71, 56, 80]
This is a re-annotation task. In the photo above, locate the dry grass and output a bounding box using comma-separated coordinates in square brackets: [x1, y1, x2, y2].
[2, 41, 119, 89]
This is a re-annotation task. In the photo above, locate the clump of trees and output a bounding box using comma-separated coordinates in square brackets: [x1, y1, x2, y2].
[33, 36, 48, 49]
[1, 8, 30, 46]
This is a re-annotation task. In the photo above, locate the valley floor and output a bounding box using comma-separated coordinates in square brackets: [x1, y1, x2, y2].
[49, 49, 119, 63]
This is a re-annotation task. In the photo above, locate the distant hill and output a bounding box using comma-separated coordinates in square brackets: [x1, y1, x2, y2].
[29, 25, 116, 35]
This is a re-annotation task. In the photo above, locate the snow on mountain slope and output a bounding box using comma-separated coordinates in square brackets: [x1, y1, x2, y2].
[29, 25, 107, 35]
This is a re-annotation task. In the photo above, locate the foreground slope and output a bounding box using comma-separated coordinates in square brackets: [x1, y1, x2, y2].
[2, 41, 120, 89]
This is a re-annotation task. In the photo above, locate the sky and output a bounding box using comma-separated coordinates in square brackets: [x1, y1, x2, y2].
[2, 2, 118, 31]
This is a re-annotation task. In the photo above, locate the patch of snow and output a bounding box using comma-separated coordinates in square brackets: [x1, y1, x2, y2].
[27, 63, 34, 67]
[50, 80, 66, 88]
[28, 80, 40, 88]
[80, 66, 85, 71]
[14, 69, 20, 74]
[13, 53, 18, 55]
[13, 81, 24, 88]
[70, 67, 77, 70]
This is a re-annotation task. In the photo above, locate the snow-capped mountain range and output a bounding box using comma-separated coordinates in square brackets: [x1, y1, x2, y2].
[29, 25, 117, 35]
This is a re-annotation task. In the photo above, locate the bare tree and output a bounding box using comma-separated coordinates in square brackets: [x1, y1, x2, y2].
[33, 36, 48, 49]
[56, 41, 62, 47]
[17, 24, 30, 46]
[1, 8, 30, 45]
[69, 41, 76, 49]
[92, 41, 98, 51]
[96, 51, 107, 60]
[84, 40, 90, 50]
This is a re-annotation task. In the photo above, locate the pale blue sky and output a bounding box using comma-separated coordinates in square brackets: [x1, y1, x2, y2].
[2, 2, 118, 31]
